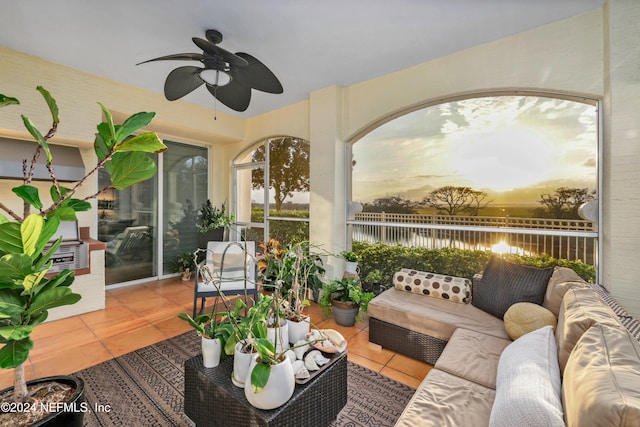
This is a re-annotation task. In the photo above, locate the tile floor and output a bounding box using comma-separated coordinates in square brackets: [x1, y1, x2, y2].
[0, 277, 432, 390]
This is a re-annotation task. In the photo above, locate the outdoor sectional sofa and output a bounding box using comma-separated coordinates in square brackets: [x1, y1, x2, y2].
[368, 256, 640, 426]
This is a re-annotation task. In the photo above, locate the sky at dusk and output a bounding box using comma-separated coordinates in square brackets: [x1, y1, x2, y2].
[351, 95, 598, 205]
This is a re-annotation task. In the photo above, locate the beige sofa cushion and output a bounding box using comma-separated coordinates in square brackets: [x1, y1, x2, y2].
[543, 266, 589, 317]
[368, 287, 509, 342]
[556, 287, 622, 374]
[395, 369, 495, 427]
[435, 328, 511, 389]
[563, 324, 640, 427]
[504, 302, 557, 340]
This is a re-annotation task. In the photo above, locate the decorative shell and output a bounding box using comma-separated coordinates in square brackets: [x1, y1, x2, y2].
[292, 360, 310, 380]
[293, 340, 309, 360]
[304, 350, 330, 371]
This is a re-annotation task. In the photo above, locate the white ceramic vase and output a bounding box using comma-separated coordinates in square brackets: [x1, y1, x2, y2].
[201, 336, 222, 368]
[232, 342, 254, 388]
[267, 319, 290, 352]
[244, 355, 295, 410]
[345, 261, 358, 274]
[287, 316, 310, 344]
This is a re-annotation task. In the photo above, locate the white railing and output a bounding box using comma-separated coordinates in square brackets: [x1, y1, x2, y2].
[349, 212, 598, 266]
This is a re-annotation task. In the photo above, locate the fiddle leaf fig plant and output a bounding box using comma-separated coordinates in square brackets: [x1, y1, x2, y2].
[0, 86, 166, 403]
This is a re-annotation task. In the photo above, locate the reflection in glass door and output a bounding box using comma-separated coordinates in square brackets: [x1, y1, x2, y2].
[162, 141, 208, 275]
[98, 156, 158, 285]
[97, 141, 208, 286]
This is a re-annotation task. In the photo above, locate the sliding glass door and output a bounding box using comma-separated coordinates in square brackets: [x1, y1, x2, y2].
[98, 140, 208, 286]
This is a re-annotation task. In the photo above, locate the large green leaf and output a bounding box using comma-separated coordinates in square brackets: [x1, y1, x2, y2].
[60, 198, 92, 212]
[34, 237, 62, 271]
[21, 214, 44, 258]
[0, 214, 8, 225]
[27, 287, 81, 317]
[20, 115, 52, 163]
[0, 254, 33, 280]
[0, 94, 19, 107]
[47, 206, 78, 222]
[0, 223, 22, 254]
[0, 338, 33, 368]
[36, 86, 59, 125]
[94, 124, 112, 161]
[104, 151, 157, 190]
[34, 217, 60, 257]
[115, 132, 166, 154]
[34, 269, 74, 296]
[114, 112, 156, 143]
[98, 102, 116, 144]
[250, 362, 272, 393]
[12, 185, 42, 210]
[49, 185, 71, 203]
[22, 270, 47, 294]
[0, 326, 33, 342]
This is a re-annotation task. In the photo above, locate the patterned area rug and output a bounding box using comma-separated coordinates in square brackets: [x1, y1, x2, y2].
[75, 331, 415, 427]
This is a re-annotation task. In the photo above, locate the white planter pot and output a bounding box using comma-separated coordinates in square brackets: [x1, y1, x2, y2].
[345, 261, 358, 274]
[267, 319, 290, 352]
[244, 355, 295, 410]
[201, 336, 222, 368]
[232, 342, 255, 388]
[287, 316, 310, 344]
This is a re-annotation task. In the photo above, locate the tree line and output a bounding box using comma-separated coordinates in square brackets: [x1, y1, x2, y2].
[362, 186, 595, 219]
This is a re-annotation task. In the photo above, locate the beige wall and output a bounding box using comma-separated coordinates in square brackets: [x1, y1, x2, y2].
[2, 1, 640, 319]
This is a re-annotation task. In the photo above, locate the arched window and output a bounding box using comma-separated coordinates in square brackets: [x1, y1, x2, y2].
[349, 93, 599, 269]
[233, 136, 310, 245]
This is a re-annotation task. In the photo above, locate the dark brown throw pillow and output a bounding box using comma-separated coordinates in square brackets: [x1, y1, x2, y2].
[472, 255, 554, 319]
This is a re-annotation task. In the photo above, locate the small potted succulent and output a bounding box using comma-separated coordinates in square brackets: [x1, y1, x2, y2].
[319, 278, 375, 327]
[363, 269, 387, 295]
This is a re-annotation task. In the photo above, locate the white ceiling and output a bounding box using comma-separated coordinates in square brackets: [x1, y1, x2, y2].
[1, 0, 604, 118]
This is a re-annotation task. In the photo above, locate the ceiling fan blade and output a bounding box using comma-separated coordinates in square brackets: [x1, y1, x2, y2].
[231, 53, 283, 94]
[136, 53, 203, 65]
[207, 81, 252, 112]
[164, 66, 205, 100]
[192, 38, 249, 67]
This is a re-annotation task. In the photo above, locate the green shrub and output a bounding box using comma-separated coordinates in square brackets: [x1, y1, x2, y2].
[352, 241, 596, 285]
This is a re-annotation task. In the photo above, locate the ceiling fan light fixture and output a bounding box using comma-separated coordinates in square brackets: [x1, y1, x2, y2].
[199, 69, 232, 87]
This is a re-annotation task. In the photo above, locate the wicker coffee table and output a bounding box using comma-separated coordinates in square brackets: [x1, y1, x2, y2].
[184, 351, 347, 427]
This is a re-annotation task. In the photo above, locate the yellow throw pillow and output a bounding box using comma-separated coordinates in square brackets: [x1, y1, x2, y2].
[504, 302, 557, 340]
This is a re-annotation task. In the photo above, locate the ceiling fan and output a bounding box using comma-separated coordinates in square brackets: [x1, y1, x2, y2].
[137, 29, 283, 112]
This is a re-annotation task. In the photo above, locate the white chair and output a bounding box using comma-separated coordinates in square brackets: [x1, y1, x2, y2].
[193, 241, 257, 317]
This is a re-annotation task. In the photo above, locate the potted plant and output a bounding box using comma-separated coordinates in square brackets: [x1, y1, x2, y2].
[256, 238, 285, 293]
[0, 87, 165, 425]
[170, 252, 196, 281]
[196, 200, 235, 248]
[363, 269, 387, 295]
[340, 250, 360, 275]
[319, 278, 375, 327]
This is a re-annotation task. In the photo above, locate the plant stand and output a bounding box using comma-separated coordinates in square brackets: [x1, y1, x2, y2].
[184, 351, 347, 427]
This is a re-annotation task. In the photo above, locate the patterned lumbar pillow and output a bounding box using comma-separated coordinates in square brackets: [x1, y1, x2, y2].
[393, 268, 471, 303]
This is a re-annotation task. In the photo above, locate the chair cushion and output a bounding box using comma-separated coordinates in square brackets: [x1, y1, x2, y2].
[504, 302, 557, 340]
[563, 324, 640, 427]
[472, 256, 553, 319]
[556, 287, 622, 374]
[393, 269, 472, 304]
[543, 266, 589, 317]
[489, 325, 564, 427]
